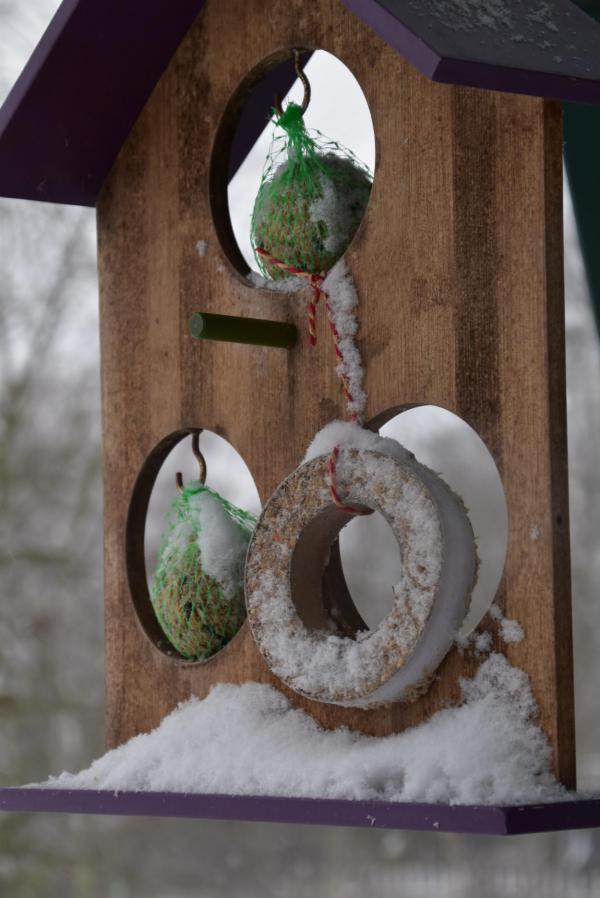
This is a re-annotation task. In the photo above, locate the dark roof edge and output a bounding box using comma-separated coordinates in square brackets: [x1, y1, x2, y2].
[433, 56, 600, 105]
[340, 0, 441, 79]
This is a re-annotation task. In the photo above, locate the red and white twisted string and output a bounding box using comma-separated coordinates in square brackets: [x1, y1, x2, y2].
[256, 246, 369, 517]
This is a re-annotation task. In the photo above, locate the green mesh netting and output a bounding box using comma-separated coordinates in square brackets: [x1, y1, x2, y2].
[251, 103, 373, 279]
[150, 482, 257, 661]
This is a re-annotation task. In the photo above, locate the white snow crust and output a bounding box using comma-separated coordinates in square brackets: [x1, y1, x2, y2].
[37, 653, 566, 806]
[303, 420, 413, 464]
[500, 618, 525, 644]
[160, 484, 251, 603]
[489, 603, 525, 644]
[247, 270, 307, 293]
[251, 256, 366, 423]
[307, 155, 371, 257]
[424, 0, 558, 36]
[321, 260, 366, 421]
[402, 0, 596, 79]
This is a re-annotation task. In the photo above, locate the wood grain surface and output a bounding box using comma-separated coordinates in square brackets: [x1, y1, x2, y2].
[97, 0, 574, 786]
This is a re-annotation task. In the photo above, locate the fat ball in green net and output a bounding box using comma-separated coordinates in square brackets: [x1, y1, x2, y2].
[251, 103, 372, 279]
[150, 482, 257, 661]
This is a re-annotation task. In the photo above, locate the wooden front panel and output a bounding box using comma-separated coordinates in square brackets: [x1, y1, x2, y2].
[97, 0, 574, 785]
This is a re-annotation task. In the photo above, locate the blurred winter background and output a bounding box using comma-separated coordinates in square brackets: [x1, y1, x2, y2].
[1, 1, 600, 895]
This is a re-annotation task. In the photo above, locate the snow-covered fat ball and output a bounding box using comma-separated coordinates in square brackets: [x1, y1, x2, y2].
[251, 103, 372, 279]
[252, 154, 371, 278]
[150, 483, 256, 661]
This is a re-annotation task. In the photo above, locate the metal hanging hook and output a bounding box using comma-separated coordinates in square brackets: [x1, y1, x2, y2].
[274, 49, 311, 118]
[191, 430, 207, 484]
[176, 430, 207, 492]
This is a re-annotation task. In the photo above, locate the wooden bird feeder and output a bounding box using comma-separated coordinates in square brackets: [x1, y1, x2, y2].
[2, 0, 600, 835]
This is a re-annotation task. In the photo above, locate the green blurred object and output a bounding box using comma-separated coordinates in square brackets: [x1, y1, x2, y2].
[565, 0, 600, 336]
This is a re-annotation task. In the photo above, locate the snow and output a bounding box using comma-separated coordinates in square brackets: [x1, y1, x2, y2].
[307, 154, 371, 257]
[428, 0, 558, 35]
[159, 483, 253, 603]
[187, 487, 251, 600]
[407, 0, 595, 77]
[456, 615, 507, 659]
[459, 604, 524, 650]
[500, 618, 525, 644]
[474, 631, 493, 655]
[321, 261, 366, 421]
[530, 524, 541, 541]
[528, 2, 559, 33]
[36, 653, 566, 806]
[433, 0, 516, 33]
[489, 603, 525, 644]
[247, 270, 306, 293]
[303, 420, 413, 465]
[250, 259, 367, 423]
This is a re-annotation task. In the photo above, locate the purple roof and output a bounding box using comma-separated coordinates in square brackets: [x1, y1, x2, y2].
[1, 0, 600, 207]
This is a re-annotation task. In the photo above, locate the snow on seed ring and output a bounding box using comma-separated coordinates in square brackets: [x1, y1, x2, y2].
[245, 448, 478, 707]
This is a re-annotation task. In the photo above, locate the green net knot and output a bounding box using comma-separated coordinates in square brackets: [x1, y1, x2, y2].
[274, 102, 314, 159]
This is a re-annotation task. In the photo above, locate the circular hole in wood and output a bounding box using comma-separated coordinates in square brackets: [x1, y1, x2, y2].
[347, 406, 508, 636]
[210, 48, 376, 278]
[127, 429, 261, 662]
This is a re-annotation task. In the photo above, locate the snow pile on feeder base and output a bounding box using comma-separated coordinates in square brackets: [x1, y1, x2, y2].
[36, 654, 566, 807]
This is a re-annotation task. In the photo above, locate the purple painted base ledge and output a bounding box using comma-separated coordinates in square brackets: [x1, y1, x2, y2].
[2, 788, 600, 835]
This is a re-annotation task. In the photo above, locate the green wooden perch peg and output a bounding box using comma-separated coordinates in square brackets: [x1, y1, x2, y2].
[189, 312, 297, 349]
